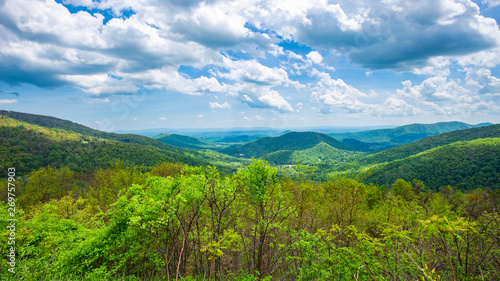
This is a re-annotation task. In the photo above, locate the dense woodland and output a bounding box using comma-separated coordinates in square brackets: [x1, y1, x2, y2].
[1, 161, 499, 280]
[1, 111, 499, 280]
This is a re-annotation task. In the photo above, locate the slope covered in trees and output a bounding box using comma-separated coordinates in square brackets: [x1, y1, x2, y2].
[330, 121, 491, 149]
[0, 110, 186, 153]
[347, 123, 500, 169]
[0, 115, 207, 175]
[153, 133, 223, 150]
[1, 111, 499, 279]
[365, 138, 500, 190]
[267, 142, 363, 165]
[221, 131, 357, 158]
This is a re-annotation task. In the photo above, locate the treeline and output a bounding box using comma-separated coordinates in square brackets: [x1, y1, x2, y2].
[1, 160, 499, 280]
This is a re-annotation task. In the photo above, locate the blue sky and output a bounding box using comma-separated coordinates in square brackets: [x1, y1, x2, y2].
[1, 0, 500, 131]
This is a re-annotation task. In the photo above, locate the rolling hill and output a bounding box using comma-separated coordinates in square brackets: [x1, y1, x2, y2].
[0, 115, 208, 175]
[345, 123, 500, 169]
[153, 133, 224, 150]
[220, 131, 357, 159]
[364, 138, 500, 190]
[330, 121, 492, 150]
[327, 124, 500, 190]
[267, 142, 363, 166]
[0, 110, 187, 154]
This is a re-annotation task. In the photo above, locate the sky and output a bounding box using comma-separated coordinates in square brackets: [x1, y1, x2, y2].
[0, 0, 500, 131]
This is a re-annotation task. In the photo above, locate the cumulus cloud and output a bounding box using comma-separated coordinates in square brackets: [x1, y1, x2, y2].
[311, 71, 371, 113]
[246, 0, 499, 70]
[218, 59, 290, 86]
[396, 75, 497, 115]
[256, 90, 294, 112]
[209, 101, 232, 109]
[0, 0, 499, 119]
[306, 51, 323, 64]
[372, 98, 421, 117]
[465, 68, 500, 96]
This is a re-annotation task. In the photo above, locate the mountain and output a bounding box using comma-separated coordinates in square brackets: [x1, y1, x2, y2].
[329, 124, 500, 190]
[329, 121, 492, 150]
[0, 115, 207, 175]
[267, 142, 362, 166]
[348, 123, 500, 169]
[0, 110, 186, 154]
[365, 138, 500, 190]
[153, 133, 224, 149]
[220, 131, 357, 159]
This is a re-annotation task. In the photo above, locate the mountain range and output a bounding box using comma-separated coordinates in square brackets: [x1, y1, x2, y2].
[2, 110, 498, 191]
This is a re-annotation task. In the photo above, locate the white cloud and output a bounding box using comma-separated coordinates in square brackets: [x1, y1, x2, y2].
[219, 59, 290, 87]
[311, 71, 370, 113]
[396, 75, 497, 115]
[257, 90, 294, 112]
[198, 114, 204, 118]
[0, 99, 18, 104]
[83, 97, 110, 104]
[0, 0, 499, 120]
[372, 98, 421, 117]
[482, 0, 500, 7]
[306, 51, 323, 64]
[159, 117, 167, 120]
[63, 74, 137, 95]
[209, 101, 232, 109]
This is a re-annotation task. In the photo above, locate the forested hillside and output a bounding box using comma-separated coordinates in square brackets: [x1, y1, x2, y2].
[0, 115, 207, 175]
[345, 124, 500, 169]
[0, 110, 186, 153]
[153, 133, 223, 150]
[365, 138, 500, 190]
[330, 121, 491, 150]
[221, 131, 356, 158]
[1, 111, 499, 280]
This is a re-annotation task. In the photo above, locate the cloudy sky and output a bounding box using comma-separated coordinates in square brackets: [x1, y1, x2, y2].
[1, 0, 500, 131]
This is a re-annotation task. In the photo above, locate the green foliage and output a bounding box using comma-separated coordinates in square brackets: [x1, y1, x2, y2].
[3, 160, 500, 280]
[2, 111, 500, 280]
[267, 142, 363, 166]
[366, 138, 500, 190]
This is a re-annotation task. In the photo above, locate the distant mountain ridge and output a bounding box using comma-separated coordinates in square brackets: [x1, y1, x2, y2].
[220, 131, 357, 158]
[153, 133, 222, 150]
[330, 121, 492, 150]
[329, 124, 500, 190]
[355, 123, 500, 167]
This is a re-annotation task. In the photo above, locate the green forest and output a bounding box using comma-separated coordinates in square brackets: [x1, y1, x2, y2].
[1, 161, 499, 280]
[1, 111, 499, 280]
